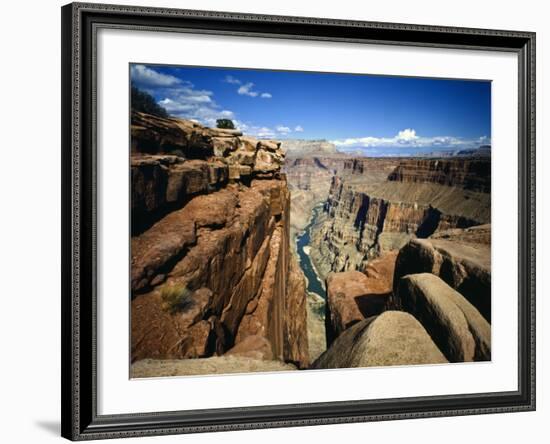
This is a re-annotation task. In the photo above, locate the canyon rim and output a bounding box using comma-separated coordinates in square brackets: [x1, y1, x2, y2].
[129, 64, 492, 377]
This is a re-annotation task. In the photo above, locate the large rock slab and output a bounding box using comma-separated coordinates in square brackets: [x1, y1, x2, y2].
[396, 273, 490, 362]
[392, 238, 491, 321]
[312, 311, 448, 369]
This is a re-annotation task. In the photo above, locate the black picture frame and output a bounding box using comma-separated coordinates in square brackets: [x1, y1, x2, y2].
[61, 2, 536, 440]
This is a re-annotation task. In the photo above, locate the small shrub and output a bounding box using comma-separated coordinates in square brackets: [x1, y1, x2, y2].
[216, 119, 235, 129]
[160, 285, 194, 314]
[131, 84, 169, 118]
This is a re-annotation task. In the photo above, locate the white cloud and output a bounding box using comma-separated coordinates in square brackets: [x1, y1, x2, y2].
[224, 75, 241, 85]
[238, 82, 259, 97]
[396, 128, 418, 141]
[256, 127, 276, 138]
[154, 82, 234, 127]
[294, 125, 304, 132]
[130, 64, 181, 87]
[230, 79, 272, 99]
[331, 128, 490, 151]
[276, 125, 291, 134]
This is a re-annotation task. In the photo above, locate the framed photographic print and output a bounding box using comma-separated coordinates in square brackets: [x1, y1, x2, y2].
[61, 2, 536, 440]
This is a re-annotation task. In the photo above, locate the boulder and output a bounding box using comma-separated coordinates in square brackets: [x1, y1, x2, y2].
[325, 271, 388, 345]
[396, 273, 490, 361]
[392, 238, 491, 321]
[312, 311, 448, 369]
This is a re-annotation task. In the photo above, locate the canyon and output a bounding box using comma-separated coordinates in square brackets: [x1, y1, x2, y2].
[130, 114, 492, 377]
[285, 144, 491, 367]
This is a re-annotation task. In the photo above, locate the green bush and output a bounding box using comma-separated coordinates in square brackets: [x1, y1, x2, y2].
[216, 119, 235, 129]
[131, 84, 169, 118]
[160, 285, 194, 314]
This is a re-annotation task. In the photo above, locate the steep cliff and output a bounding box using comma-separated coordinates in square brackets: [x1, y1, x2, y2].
[130, 112, 309, 374]
[283, 156, 349, 236]
[309, 158, 491, 278]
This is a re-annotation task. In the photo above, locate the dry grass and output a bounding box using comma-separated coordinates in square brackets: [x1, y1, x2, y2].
[160, 285, 194, 314]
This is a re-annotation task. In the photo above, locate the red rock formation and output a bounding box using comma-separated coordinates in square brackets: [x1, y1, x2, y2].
[325, 271, 372, 344]
[324, 253, 397, 345]
[130, 112, 308, 370]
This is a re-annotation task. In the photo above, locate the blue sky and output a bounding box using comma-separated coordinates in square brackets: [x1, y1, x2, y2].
[130, 63, 491, 155]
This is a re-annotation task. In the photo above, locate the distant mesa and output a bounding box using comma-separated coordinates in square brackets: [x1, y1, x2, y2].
[281, 139, 338, 157]
[420, 144, 491, 158]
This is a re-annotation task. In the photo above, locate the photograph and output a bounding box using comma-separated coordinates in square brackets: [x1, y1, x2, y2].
[129, 64, 492, 378]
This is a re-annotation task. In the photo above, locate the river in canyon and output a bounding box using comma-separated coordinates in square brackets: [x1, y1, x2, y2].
[296, 205, 325, 298]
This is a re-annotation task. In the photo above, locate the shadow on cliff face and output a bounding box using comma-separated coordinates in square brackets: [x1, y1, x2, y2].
[354, 293, 390, 319]
[415, 206, 441, 238]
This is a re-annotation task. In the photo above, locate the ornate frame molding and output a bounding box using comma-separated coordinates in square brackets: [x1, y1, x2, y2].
[61, 2, 535, 440]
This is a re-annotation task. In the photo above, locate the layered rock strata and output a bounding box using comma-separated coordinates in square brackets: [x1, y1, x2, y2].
[130, 112, 308, 374]
[309, 158, 490, 279]
[387, 158, 491, 193]
[283, 156, 349, 237]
